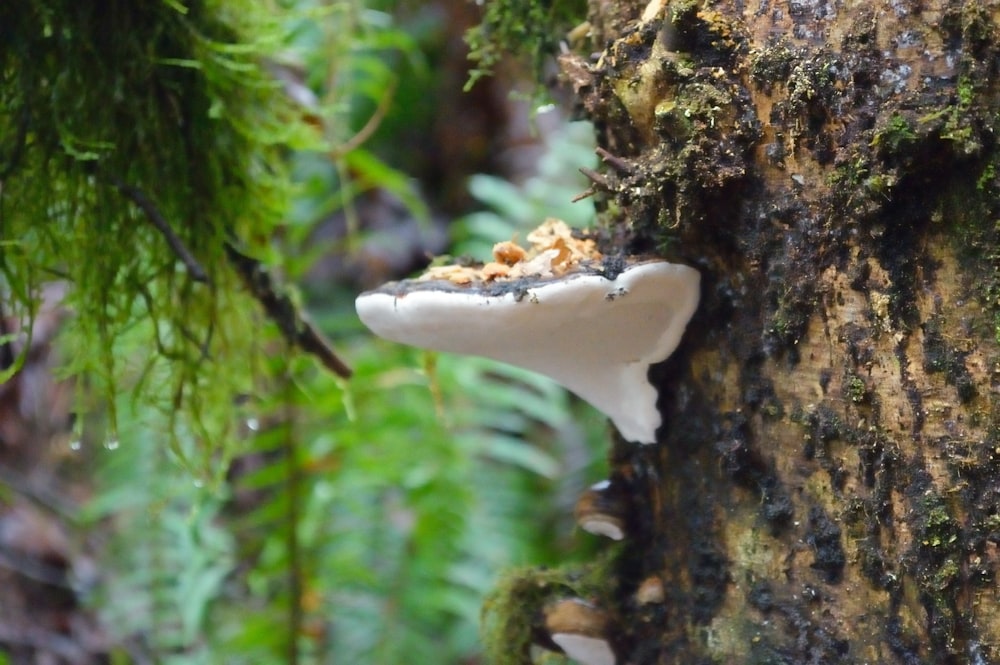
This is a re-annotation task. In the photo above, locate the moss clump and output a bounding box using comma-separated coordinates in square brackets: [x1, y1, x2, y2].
[912, 494, 964, 654]
[480, 555, 617, 665]
[871, 113, 917, 153]
[919, 500, 960, 550]
[843, 373, 868, 404]
[749, 40, 796, 92]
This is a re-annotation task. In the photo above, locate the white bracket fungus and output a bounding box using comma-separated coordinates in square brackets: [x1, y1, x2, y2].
[355, 220, 700, 444]
[544, 598, 616, 665]
[574, 480, 626, 540]
[551, 633, 617, 665]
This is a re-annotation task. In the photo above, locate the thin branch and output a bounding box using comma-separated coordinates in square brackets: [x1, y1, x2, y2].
[224, 242, 352, 378]
[134, 281, 184, 361]
[330, 78, 398, 159]
[595, 146, 633, 173]
[579, 166, 612, 190]
[111, 178, 210, 284]
[282, 365, 303, 665]
[0, 548, 72, 589]
[0, 466, 77, 521]
[0, 621, 93, 663]
[0, 302, 13, 371]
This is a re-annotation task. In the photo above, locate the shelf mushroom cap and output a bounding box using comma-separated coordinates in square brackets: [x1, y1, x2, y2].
[550, 633, 616, 665]
[574, 479, 627, 540]
[544, 598, 616, 665]
[355, 260, 699, 444]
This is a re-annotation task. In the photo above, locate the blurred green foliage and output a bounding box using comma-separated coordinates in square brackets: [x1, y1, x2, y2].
[1, 0, 607, 663]
[84, 310, 608, 663]
[454, 118, 598, 258]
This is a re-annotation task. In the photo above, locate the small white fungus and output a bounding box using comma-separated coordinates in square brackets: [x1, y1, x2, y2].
[550, 633, 617, 665]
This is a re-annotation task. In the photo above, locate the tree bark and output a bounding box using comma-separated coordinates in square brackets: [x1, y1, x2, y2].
[569, 0, 1000, 662]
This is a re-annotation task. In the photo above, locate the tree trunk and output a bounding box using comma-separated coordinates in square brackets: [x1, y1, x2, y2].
[569, 0, 1000, 662]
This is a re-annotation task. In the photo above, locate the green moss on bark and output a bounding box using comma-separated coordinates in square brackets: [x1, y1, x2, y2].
[480, 554, 619, 665]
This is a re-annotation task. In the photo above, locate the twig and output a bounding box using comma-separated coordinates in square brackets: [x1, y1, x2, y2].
[0, 620, 92, 663]
[595, 146, 633, 173]
[330, 78, 398, 159]
[0, 548, 72, 589]
[579, 167, 612, 189]
[224, 242, 352, 378]
[111, 178, 210, 284]
[0, 466, 77, 521]
[0, 302, 13, 371]
[282, 366, 303, 665]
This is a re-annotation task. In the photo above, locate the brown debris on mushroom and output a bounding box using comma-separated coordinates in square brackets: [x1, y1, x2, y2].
[417, 218, 601, 285]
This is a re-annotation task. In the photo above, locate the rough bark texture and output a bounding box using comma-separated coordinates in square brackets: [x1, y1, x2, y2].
[569, 1, 1000, 663]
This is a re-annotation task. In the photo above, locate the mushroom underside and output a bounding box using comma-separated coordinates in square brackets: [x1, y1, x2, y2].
[355, 261, 700, 444]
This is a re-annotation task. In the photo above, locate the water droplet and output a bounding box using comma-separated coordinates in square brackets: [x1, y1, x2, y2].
[245, 417, 260, 432]
[105, 437, 119, 451]
[193, 479, 204, 488]
[69, 439, 82, 451]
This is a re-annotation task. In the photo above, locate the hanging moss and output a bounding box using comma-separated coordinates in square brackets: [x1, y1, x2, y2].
[0, 0, 311, 474]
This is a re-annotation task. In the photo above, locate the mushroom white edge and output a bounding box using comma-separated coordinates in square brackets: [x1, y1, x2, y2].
[575, 479, 626, 540]
[550, 633, 616, 665]
[355, 261, 701, 444]
[578, 516, 625, 541]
